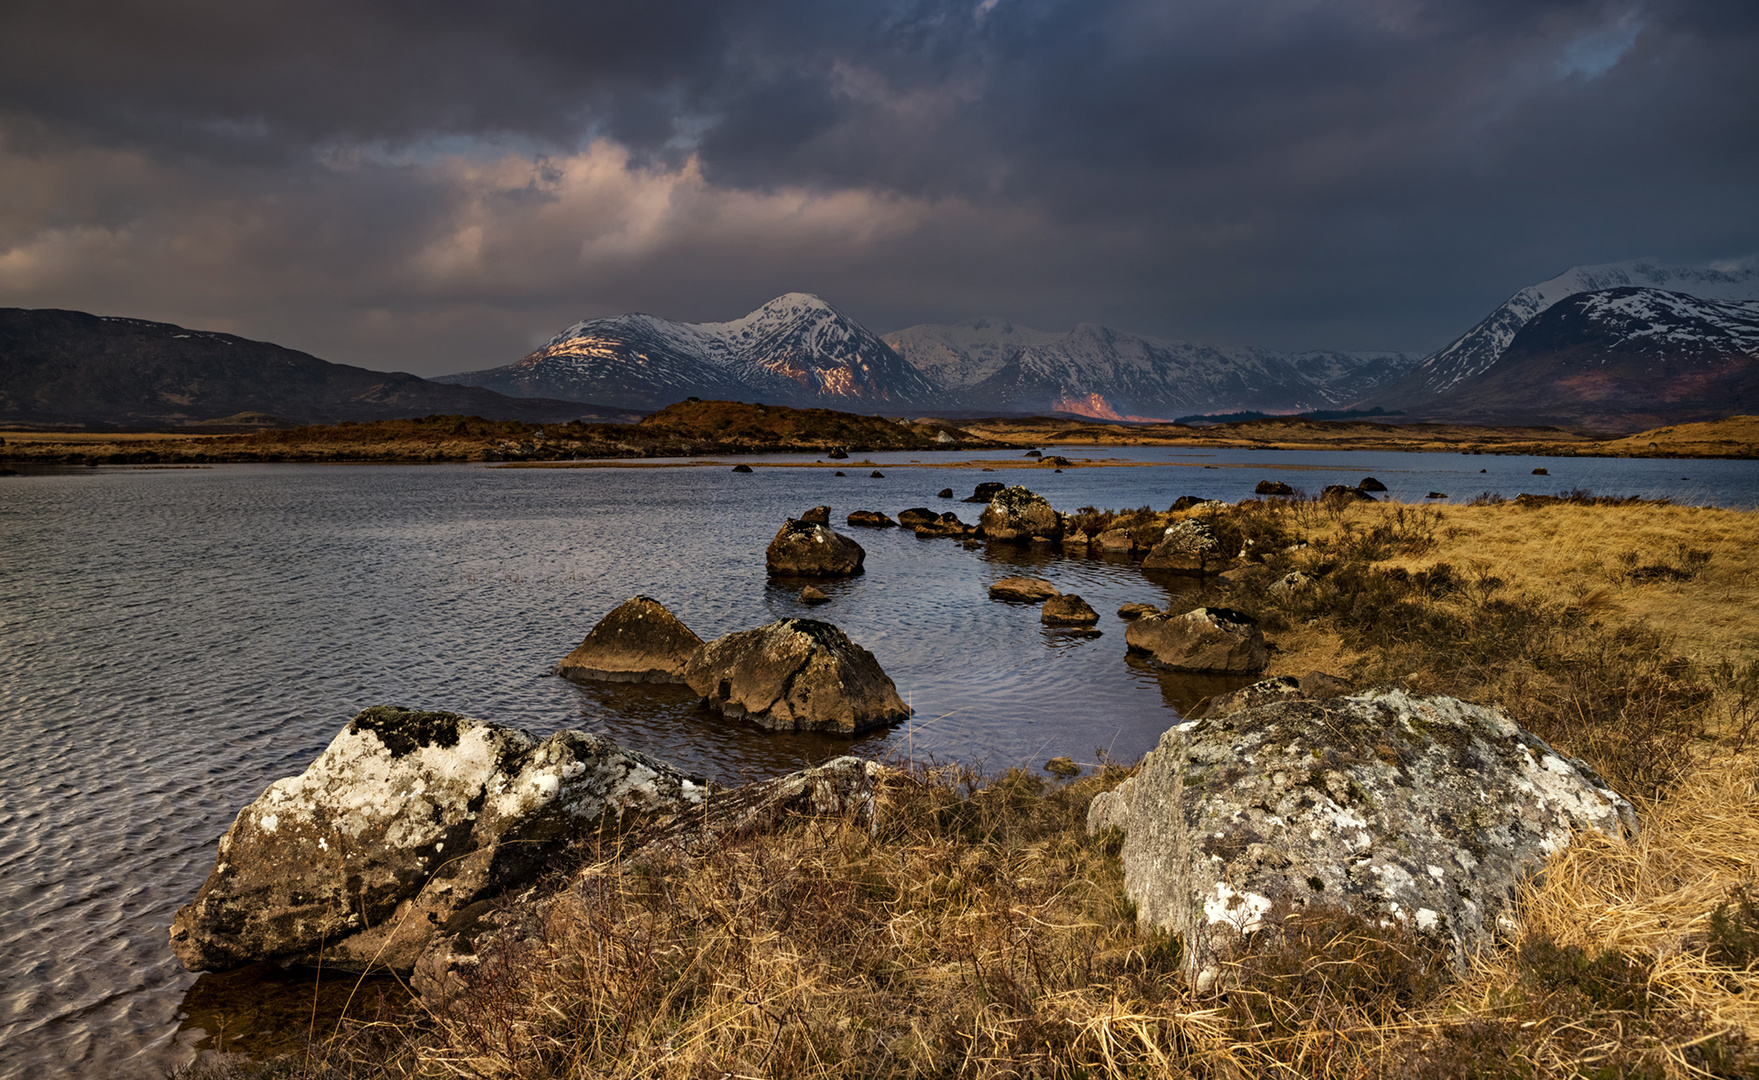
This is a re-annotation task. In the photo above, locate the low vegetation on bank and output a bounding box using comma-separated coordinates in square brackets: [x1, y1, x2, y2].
[176, 493, 1758, 1078]
[6, 406, 1757, 465]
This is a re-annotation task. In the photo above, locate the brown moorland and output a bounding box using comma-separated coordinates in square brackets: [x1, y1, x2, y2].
[173, 494, 1759, 1079]
[6, 406, 1757, 466]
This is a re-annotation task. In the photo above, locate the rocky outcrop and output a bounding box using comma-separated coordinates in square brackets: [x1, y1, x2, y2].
[554, 596, 704, 684]
[169, 707, 707, 974]
[765, 519, 866, 577]
[846, 510, 897, 528]
[1041, 594, 1099, 626]
[978, 486, 1063, 542]
[1087, 690, 1637, 990]
[963, 481, 1006, 503]
[989, 576, 1061, 602]
[1141, 519, 1221, 574]
[682, 618, 911, 735]
[1124, 606, 1268, 673]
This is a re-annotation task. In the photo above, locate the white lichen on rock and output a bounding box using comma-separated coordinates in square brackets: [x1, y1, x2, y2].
[1089, 689, 1636, 988]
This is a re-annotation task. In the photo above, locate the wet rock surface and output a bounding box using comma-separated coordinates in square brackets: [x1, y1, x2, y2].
[989, 576, 1060, 602]
[800, 505, 831, 524]
[1116, 602, 1159, 620]
[978, 486, 1063, 543]
[911, 511, 974, 538]
[896, 507, 936, 527]
[846, 510, 896, 528]
[553, 596, 704, 684]
[1041, 594, 1099, 626]
[683, 618, 911, 735]
[1125, 606, 1268, 673]
[169, 707, 707, 974]
[1141, 519, 1220, 574]
[1087, 690, 1637, 989]
[765, 519, 866, 577]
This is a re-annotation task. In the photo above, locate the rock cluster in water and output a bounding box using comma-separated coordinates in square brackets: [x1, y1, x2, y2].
[1088, 689, 1638, 991]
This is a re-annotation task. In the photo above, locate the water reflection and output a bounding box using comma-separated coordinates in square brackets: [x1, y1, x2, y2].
[176, 964, 408, 1062]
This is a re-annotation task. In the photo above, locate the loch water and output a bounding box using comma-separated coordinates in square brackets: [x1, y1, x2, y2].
[2, 447, 1755, 1078]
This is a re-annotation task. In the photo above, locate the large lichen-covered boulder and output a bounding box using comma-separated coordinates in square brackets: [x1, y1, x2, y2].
[553, 596, 703, 684]
[978, 486, 1063, 542]
[169, 707, 707, 974]
[1141, 518, 1220, 573]
[683, 618, 911, 735]
[1125, 606, 1268, 673]
[765, 519, 866, 577]
[1087, 690, 1637, 991]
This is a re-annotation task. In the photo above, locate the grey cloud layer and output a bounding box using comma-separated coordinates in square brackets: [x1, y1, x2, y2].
[1, 0, 1754, 375]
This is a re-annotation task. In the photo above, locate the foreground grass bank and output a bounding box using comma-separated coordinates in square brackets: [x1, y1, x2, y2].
[181, 496, 1759, 1079]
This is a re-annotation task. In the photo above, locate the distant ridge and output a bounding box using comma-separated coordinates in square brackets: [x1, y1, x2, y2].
[0, 308, 639, 429]
[438, 293, 939, 411]
[1360, 259, 1759, 426]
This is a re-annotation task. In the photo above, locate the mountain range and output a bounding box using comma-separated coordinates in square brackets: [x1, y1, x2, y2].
[0, 308, 639, 429]
[1360, 260, 1759, 426]
[440, 293, 1418, 421]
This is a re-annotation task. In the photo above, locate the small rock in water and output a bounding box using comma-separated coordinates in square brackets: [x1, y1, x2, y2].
[846, 510, 897, 528]
[553, 596, 703, 684]
[798, 585, 829, 605]
[979, 486, 1063, 543]
[989, 576, 1060, 602]
[684, 618, 911, 734]
[1254, 480, 1295, 496]
[732, 463, 754, 473]
[870, 470, 885, 478]
[1041, 594, 1099, 626]
[963, 481, 1006, 503]
[835, 471, 846, 476]
[1426, 491, 1447, 499]
[766, 520, 866, 577]
[1116, 602, 1159, 620]
[1125, 606, 1267, 673]
[1044, 755, 1079, 778]
[1358, 476, 1388, 492]
[1532, 467, 1549, 475]
[801, 505, 831, 524]
[937, 487, 954, 498]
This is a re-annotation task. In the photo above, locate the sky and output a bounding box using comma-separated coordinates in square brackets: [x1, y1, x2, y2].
[1, 0, 1755, 376]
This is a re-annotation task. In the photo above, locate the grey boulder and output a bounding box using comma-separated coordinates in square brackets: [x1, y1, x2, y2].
[1125, 606, 1268, 674]
[1087, 690, 1637, 990]
[553, 596, 703, 684]
[978, 486, 1063, 542]
[1141, 519, 1220, 574]
[683, 618, 911, 735]
[169, 706, 707, 974]
[765, 519, 866, 577]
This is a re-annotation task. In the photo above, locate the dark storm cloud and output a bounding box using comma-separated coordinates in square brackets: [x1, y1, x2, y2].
[0, 0, 1754, 373]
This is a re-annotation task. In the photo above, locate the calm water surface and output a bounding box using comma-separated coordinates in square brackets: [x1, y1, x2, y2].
[2, 448, 1754, 1077]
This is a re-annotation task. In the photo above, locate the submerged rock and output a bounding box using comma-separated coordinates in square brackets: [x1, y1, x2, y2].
[1087, 690, 1637, 989]
[554, 596, 703, 684]
[169, 707, 707, 974]
[1125, 606, 1268, 673]
[798, 585, 829, 605]
[978, 486, 1063, 543]
[765, 519, 866, 577]
[683, 618, 911, 735]
[989, 576, 1060, 602]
